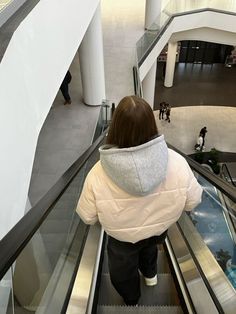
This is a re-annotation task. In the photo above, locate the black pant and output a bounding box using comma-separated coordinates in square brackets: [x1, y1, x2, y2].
[159, 109, 164, 119]
[107, 231, 167, 305]
[60, 82, 71, 101]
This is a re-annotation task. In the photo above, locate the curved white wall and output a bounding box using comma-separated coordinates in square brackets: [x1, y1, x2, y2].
[139, 10, 236, 80]
[171, 27, 236, 46]
[0, 0, 100, 239]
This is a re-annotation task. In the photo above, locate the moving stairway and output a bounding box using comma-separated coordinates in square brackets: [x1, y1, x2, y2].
[1, 132, 236, 314]
[95, 242, 184, 314]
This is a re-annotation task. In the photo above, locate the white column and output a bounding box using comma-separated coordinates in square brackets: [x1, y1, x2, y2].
[142, 60, 157, 109]
[164, 42, 178, 88]
[79, 3, 106, 106]
[145, 0, 162, 30]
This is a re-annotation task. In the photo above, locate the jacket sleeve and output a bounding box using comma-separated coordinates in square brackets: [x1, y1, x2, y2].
[76, 173, 98, 225]
[183, 162, 203, 211]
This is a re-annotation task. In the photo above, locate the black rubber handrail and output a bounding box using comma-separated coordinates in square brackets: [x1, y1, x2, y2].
[138, 7, 236, 67]
[133, 66, 138, 95]
[0, 131, 106, 281]
[133, 66, 143, 98]
[222, 163, 236, 187]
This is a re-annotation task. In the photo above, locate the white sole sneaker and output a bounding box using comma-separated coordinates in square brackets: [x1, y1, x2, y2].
[144, 274, 158, 286]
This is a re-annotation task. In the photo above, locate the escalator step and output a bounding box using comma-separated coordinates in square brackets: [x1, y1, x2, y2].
[102, 250, 170, 274]
[98, 273, 179, 306]
[97, 305, 183, 313]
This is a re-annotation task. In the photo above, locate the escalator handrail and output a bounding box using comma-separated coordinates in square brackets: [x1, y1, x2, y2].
[0, 131, 106, 281]
[222, 163, 236, 187]
[168, 143, 236, 205]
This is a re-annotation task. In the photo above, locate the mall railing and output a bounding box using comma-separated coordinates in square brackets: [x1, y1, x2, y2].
[0, 128, 107, 313]
[136, 5, 236, 68]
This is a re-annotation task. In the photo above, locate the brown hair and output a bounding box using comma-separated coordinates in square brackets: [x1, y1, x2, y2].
[106, 96, 158, 148]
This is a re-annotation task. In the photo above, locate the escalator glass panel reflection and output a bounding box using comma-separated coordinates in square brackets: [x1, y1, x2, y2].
[188, 174, 236, 288]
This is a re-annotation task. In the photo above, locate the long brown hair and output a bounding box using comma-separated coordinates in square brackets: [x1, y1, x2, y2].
[106, 96, 158, 148]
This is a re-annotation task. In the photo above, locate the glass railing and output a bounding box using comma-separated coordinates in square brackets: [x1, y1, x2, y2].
[93, 100, 112, 141]
[0, 133, 105, 314]
[176, 173, 236, 312]
[0, 269, 14, 313]
[136, 0, 236, 66]
[136, 9, 170, 64]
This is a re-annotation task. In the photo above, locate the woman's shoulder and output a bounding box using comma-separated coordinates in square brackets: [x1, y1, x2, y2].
[86, 161, 107, 182]
[167, 149, 190, 173]
[168, 149, 186, 163]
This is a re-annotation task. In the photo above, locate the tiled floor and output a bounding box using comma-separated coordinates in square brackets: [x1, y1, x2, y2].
[28, 57, 100, 205]
[154, 106, 236, 155]
[28, 0, 236, 204]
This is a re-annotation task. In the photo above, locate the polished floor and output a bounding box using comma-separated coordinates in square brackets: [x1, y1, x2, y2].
[155, 63, 236, 108]
[28, 0, 236, 204]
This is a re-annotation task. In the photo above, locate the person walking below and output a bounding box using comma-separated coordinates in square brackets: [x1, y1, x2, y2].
[159, 102, 165, 120]
[60, 71, 72, 105]
[195, 134, 204, 151]
[76, 95, 202, 306]
[165, 104, 171, 122]
[200, 126, 207, 147]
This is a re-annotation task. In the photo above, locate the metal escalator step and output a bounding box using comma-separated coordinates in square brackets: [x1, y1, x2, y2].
[102, 250, 170, 274]
[97, 305, 183, 314]
[98, 273, 179, 306]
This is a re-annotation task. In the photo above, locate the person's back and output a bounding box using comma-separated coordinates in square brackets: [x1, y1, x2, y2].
[200, 126, 207, 138]
[195, 134, 203, 151]
[76, 96, 202, 305]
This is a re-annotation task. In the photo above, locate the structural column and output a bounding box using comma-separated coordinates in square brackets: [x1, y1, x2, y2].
[79, 3, 106, 106]
[142, 60, 157, 109]
[164, 41, 178, 88]
[145, 0, 162, 30]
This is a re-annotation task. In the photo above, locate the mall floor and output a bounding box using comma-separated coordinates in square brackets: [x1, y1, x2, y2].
[154, 63, 236, 155]
[28, 0, 236, 205]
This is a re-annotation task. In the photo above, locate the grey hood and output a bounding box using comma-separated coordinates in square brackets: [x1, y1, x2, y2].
[99, 135, 168, 196]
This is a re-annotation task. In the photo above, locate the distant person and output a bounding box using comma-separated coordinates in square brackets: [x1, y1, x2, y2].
[76, 95, 202, 306]
[60, 71, 72, 105]
[159, 102, 165, 120]
[195, 134, 204, 151]
[165, 104, 171, 123]
[200, 126, 207, 147]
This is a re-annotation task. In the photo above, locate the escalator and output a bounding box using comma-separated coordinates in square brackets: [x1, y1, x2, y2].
[96, 242, 183, 313]
[222, 163, 236, 187]
[1, 132, 236, 314]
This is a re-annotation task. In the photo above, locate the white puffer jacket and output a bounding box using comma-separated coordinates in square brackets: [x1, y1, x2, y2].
[76, 135, 202, 243]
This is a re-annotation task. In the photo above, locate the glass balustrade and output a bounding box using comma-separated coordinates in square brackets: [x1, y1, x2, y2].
[2, 145, 101, 314]
[136, 9, 170, 64]
[136, 0, 236, 65]
[0, 268, 14, 314]
[179, 172, 236, 289]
